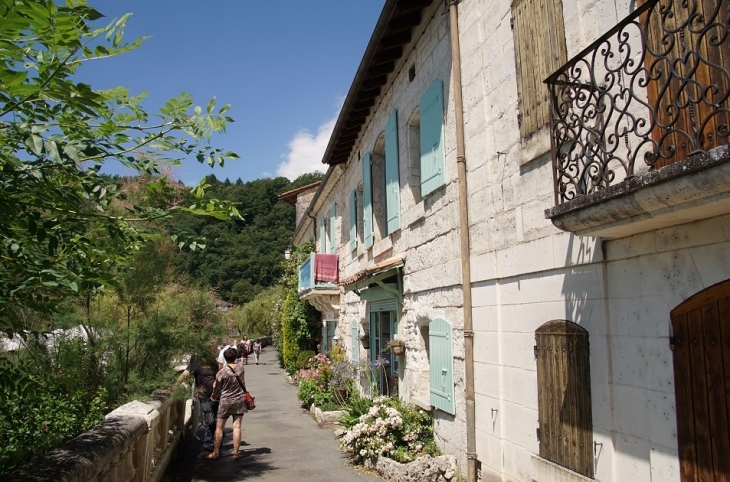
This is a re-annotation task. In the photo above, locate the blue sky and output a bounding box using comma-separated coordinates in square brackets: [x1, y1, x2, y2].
[84, 1, 383, 185]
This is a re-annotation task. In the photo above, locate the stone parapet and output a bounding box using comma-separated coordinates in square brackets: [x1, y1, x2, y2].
[2, 392, 192, 482]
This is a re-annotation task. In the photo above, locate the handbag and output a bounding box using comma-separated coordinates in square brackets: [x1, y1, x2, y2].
[228, 366, 256, 410]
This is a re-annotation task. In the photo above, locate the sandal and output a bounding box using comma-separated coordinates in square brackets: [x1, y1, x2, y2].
[205, 453, 220, 461]
[233, 452, 243, 460]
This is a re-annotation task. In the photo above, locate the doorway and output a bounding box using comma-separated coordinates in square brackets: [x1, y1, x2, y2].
[370, 309, 399, 396]
[671, 279, 730, 481]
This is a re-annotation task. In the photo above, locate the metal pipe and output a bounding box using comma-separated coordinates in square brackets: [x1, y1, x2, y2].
[448, 1, 476, 481]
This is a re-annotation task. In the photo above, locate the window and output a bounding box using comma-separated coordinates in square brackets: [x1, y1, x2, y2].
[429, 318, 455, 414]
[329, 203, 336, 254]
[384, 109, 401, 234]
[407, 108, 422, 204]
[420, 80, 446, 196]
[511, 0, 567, 137]
[349, 190, 358, 252]
[319, 216, 327, 253]
[534, 320, 593, 477]
[362, 153, 374, 249]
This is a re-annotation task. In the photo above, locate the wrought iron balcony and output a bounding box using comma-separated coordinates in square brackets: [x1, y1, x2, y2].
[546, 0, 730, 205]
[298, 252, 339, 293]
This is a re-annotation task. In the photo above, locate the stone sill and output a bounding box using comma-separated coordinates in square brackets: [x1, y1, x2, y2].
[545, 144, 730, 239]
[410, 395, 433, 411]
[531, 455, 594, 481]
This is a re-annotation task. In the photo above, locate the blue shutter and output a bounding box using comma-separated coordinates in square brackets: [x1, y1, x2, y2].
[349, 190, 357, 252]
[351, 321, 360, 363]
[420, 80, 446, 196]
[329, 203, 336, 254]
[429, 318, 455, 414]
[362, 153, 374, 249]
[319, 217, 327, 253]
[385, 109, 401, 234]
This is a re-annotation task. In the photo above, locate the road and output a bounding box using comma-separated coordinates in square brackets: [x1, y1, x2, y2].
[164, 348, 381, 482]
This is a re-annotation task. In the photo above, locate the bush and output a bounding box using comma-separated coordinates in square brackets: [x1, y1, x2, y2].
[296, 351, 315, 369]
[339, 396, 441, 464]
[339, 395, 374, 429]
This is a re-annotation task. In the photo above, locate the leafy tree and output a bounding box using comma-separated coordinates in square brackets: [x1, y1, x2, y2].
[229, 285, 283, 337]
[0, 0, 240, 339]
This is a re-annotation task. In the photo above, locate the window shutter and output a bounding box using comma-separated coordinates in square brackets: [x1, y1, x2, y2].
[319, 217, 327, 253]
[362, 153, 374, 249]
[349, 190, 357, 251]
[535, 320, 593, 477]
[351, 321, 360, 363]
[429, 318, 455, 414]
[329, 203, 336, 254]
[385, 109, 401, 234]
[420, 80, 446, 197]
[512, 0, 567, 137]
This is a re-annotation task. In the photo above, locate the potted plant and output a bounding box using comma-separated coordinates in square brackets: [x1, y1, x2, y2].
[360, 332, 370, 349]
[385, 339, 406, 355]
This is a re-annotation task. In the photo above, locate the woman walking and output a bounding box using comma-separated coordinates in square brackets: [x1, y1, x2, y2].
[252, 339, 262, 365]
[207, 346, 248, 460]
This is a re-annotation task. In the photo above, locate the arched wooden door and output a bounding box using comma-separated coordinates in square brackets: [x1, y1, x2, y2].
[671, 280, 730, 481]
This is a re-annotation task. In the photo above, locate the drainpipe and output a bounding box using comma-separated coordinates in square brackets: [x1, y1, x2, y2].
[448, 1, 476, 481]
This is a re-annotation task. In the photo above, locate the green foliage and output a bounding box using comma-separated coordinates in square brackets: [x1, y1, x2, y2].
[339, 396, 441, 464]
[0, 0, 240, 335]
[296, 350, 315, 369]
[279, 241, 320, 372]
[228, 285, 283, 338]
[339, 395, 375, 430]
[171, 172, 323, 303]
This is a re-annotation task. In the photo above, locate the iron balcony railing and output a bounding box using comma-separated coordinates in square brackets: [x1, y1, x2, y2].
[546, 0, 730, 204]
[298, 252, 339, 292]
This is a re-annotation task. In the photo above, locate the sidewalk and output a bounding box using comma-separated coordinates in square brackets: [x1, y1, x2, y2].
[165, 349, 381, 482]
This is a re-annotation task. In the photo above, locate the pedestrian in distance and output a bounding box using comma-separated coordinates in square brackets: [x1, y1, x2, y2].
[172, 353, 219, 452]
[216, 340, 234, 371]
[237, 335, 251, 365]
[207, 347, 248, 460]
[252, 338, 262, 365]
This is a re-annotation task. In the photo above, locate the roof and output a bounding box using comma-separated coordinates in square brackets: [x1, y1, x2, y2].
[278, 181, 322, 206]
[322, 0, 434, 166]
[339, 256, 404, 287]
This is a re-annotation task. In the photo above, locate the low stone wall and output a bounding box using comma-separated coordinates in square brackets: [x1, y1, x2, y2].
[1, 390, 192, 482]
[367, 454, 457, 482]
[309, 404, 344, 425]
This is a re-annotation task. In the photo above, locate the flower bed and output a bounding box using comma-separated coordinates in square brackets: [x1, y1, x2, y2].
[339, 396, 440, 464]
[295, 348, 357, 410]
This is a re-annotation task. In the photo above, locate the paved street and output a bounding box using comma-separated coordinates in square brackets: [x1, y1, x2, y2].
[165, 349, 381, 482]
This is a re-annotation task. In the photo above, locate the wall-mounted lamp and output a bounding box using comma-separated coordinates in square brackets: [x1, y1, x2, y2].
[284, 248, 292, 260]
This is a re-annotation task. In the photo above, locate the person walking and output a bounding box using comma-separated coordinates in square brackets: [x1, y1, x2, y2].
[172, 353, 219, 452]
[237, 335, 251, 365]
[207, 346, 248, 460]
[252, 339, 262, 365]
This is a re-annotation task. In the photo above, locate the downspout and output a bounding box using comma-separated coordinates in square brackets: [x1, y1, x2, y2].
[448, 1, 476, 481]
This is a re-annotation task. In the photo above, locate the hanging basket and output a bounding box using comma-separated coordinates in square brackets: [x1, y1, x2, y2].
[391, 344, 405, 356]
[360, 334, 370, 349]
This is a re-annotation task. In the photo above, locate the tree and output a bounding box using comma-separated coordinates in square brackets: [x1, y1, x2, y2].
[0, 0, 240, 339]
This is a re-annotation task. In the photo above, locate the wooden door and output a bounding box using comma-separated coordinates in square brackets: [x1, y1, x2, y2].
[535, 320, 594, 478]
[671, 280, 730, 482]
[641, 0, 730, 168]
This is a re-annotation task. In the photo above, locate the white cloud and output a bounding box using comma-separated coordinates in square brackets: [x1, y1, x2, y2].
[276, 111, 339, 180]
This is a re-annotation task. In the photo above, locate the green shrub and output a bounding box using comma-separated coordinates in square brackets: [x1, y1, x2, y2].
[339, 396, 441, 464]
[339, 395, 374, 429]
[296, 351, 315, 369]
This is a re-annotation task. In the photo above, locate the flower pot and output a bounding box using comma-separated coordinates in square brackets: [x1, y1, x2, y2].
[332, 385, 349, 403]
[360, 336, 370, 349]
[391, 344, 405, 356]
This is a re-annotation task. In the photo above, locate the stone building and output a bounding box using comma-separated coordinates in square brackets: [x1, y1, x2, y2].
[291, 0, 730, 481]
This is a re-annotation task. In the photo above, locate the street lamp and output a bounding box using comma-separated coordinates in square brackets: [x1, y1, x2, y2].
[284, 248, 292, 260]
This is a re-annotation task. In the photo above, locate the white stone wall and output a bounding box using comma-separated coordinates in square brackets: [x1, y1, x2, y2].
[299, 2, 468, 471]
[460, 0, 730, 480]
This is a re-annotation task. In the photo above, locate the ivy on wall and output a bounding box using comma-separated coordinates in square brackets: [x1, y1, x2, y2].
[279, 240, 321, 373]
